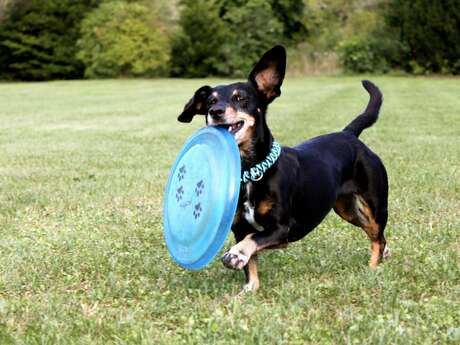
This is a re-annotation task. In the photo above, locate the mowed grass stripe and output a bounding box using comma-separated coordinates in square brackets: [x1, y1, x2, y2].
[0, 77, 459, 344]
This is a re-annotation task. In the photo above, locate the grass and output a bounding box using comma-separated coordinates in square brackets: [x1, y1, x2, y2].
[0, 76, 459, 344]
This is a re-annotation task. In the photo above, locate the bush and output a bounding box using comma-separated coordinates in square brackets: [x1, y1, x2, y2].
[171, 0, 303, 77]
[170, 0, 228, 77]
[218, 0, 284, 77]
[337, 32, 408, 74]
[77, 1, 170, 78]
[384, 0, 460, 74]
[0, 0, 98, 80]
[338, 36, 386, 73]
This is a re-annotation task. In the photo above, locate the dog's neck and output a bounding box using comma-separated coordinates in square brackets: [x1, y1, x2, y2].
[241, 124, 274, 170]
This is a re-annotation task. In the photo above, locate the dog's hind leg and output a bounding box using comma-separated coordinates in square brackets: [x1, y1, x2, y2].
[335, 146, 389, 269]
[334, 193, 389, 269]
[354, 194, 388, 269]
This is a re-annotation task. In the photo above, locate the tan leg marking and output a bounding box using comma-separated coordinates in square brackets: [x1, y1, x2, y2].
[355, 195, 379, 237]
[335, 194, 386, 269]
[257, 198, 274, 216]
[354, 195, 385, 269]
[370, 241, 382, 270]
[242, 255, 259, 293]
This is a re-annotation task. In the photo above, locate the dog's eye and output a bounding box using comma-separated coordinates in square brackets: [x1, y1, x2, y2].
[208, 98, 217, 105]
[234, 95, 246, 102]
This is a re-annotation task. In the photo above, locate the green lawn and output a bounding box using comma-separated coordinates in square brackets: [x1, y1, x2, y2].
[0, 77, 459, 344]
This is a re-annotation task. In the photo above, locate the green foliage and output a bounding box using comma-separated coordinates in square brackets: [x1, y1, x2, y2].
[259, 0, 308, 44]
[218, 0, 284, 77]
[335, 0, 460, 75]
[0, 0, 98, 80]
[303, 0, 369, 51]
[383, 0, 460, 74]
[77, 1, 170, 78]
[1, 0, 458, 78]
[338, 35, 404, 74]
[170, 0, 228, 77]
[171, 0, 302, 77]
[300, 0, 386, 73]
[338, 38, 378, 74]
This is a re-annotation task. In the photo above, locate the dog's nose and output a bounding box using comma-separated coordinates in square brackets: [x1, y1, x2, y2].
[209, 106, 225, 120]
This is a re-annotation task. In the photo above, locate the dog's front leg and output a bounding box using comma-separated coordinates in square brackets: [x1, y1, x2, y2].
[221, 225, 289, 271]
[221, 233, 258, 270]
[242, 255, 259, 292]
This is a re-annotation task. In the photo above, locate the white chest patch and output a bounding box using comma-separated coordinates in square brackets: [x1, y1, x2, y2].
[243, 183, 264, 232]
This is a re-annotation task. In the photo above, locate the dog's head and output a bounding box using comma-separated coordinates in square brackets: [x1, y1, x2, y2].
[177, 45, 286, 157]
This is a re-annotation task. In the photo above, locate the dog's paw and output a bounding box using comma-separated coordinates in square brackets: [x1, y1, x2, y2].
[221, 248, 249, 270]
[235, 282, 260, 298]
[383, 245, 391, 259]
[242, 280, 259, 293]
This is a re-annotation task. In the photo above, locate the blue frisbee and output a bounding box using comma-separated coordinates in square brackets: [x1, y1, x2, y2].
[163, 126, 241, 270]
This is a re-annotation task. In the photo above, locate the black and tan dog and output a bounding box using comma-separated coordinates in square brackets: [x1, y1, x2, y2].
[178, 45, 389, 292]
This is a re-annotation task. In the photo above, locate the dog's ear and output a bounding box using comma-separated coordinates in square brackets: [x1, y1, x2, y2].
[249, 45, 286, 103]
[178, 85, 212, 123]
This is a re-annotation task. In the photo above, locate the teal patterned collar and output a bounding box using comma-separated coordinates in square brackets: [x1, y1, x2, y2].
[241, 141, 281, 183]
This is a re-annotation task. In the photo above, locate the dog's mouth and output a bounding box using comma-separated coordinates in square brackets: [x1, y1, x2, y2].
[217, 121, 245, 135]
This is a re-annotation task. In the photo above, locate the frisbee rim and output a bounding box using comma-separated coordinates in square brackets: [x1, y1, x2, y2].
[163, 126, 241, 270]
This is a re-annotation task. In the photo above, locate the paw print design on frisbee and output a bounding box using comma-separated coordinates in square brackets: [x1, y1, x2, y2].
[193, 202, 202, 219]
[176, 186, 184, 202]
[195, 180, 204, 197]
[178, 165, 186, 181]
[191, 180, 205, 220]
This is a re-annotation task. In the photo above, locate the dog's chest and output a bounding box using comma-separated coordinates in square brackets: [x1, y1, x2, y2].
[242, 182, 264, 231]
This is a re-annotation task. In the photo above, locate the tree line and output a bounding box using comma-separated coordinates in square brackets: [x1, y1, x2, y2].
[0, 0, 458, 80]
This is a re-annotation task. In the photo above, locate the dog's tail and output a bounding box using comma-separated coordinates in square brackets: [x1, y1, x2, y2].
[343, 80, 383, 137]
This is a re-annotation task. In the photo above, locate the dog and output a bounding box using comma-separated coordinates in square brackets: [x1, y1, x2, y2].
[177, 45, 389, 292]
